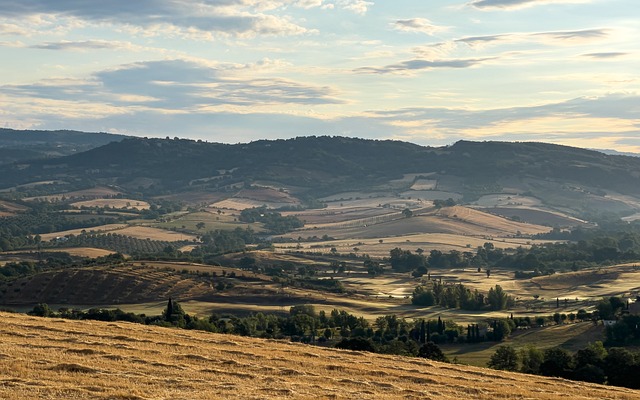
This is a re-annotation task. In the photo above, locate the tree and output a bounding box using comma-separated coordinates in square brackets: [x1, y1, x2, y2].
[402, 208, 413, 218]
[29, 303, 53, 317]
[417, 342, 448, 362]
[603, 347, 636, 387]
[488, 345, 519, 371]
[163, 298, 186, 327]
[335, 337, 376, 352]
[492, 319, 511, 341]
[540, 348, 573, 378]
[487, 284, 511, 311]
[520, 345, 544, 374]
[364, 259, 384, 276]
[196, 222, 206, 230]
[389, 248, 427, 273]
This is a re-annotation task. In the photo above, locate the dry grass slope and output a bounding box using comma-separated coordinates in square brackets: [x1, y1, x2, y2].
[0, 312, 638, 399]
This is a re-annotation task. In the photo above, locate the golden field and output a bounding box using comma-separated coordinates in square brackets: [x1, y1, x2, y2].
[1, 312, 638, 400]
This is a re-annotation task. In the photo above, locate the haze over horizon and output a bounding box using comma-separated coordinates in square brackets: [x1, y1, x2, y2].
[1, 1, 638, 151]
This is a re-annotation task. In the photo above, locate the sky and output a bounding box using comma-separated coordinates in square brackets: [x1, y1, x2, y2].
[0, 0, 639, 151]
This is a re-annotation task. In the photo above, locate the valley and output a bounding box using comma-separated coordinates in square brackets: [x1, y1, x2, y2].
[3, 132, 640, 394]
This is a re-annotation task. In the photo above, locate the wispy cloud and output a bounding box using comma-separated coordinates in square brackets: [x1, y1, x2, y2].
[581, 52, 629, 59]
[455, 28, 609, 48]
[29, 40, 143, 52]
[2, 59, 344, 113]
[0, 0, 313, 38]
[355, 57, 493, 74]
[468, 0, 591, 11]
[393, 18, 447, 35]
[337, 0, 374, 15]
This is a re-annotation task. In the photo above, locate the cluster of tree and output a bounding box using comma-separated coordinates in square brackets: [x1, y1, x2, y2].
[192, 228, 258, 258]
[364, 258, 384, 276]
[138, 200, 183, 220]
[388, 248, 473, 275]
[433, 198, 456, 208]
[0, 204, 122, 251]
[390, 232, 640, 279]
[412, 282, 514, 311]
[239, 206, 303, 234]
[389, 248, 427, 273]
[488, 342, 640, 389]
[27, 301, 458, 360]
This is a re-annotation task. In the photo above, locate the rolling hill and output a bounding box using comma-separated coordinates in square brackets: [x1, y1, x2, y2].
[3, 133, 640, 219]
[0, 128, 127, 164]
[1, 311, 638, 399]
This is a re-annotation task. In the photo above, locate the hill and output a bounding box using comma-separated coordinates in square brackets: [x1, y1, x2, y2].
[2, 135, 640, 219]
[0, 128, 127, 164]
[1, 311, 638, 400]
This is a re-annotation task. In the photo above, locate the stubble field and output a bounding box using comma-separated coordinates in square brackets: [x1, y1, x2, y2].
[1, 312, 638, 400]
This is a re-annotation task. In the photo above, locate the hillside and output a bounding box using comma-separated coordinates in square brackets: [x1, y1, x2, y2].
[1, 312, 638, 400]
[0, 128, 127, 164]
[2, 134, 640, 218]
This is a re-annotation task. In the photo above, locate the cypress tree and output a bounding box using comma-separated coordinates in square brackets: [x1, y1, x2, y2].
[165, 298, 174, 322]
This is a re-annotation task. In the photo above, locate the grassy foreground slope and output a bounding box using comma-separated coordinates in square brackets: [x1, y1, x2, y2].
[1, 312, 638, 400]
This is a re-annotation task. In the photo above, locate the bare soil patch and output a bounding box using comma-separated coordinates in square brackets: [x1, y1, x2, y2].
[410, 179, 437, 190]
[115, 226, 197, 242]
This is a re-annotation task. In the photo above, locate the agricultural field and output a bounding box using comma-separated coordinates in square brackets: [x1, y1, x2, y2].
[1, 247, 115, 259]
[277, 205, 550, 246]
[0, 199, 28, 216]
[23, 186, 121, 202]
[210, 186, 301, 210]
[275, 233, 550, 258]
[2, 312, 636, 400]
[153, 190, 228, 206]
[39, 224, 129, 241]
[442, 322, 604, 367]
[70, 199, 150, 210]
[112, 226, 197, 242]
[151, 210, 262, 233]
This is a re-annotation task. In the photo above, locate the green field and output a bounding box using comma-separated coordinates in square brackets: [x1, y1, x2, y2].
[151, 210, 263, 232]
[442, 322, 604, 367]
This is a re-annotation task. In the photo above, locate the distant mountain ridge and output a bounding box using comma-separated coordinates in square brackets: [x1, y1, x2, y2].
[0, 128, 128, 164]
[2, 131, 640, 218]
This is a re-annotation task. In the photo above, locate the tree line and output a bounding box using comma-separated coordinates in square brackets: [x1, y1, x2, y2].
[488, 341, 640, 389]
[412, 282, 514, 311]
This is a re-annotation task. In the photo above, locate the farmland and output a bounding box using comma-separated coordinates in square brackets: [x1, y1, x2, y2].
[4, 135, 640, 396]
[2, 312, 637, 400]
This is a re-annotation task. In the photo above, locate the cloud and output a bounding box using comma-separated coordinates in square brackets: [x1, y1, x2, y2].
[295, 0, 324, 8]
[2, 59, 343, 115]
[364, 94, 640, 145]
[0, 0, 312, 38]
[0, 22, 28, 36]
[581, 52, 628, 59]
[355, 57, 492, 74]
[393, 18, 447, 35]
[468, 0, 591, 11]
[455, 29, 609, 48]
[29, 40, 139, 51]
[337, 0, 373, 15]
